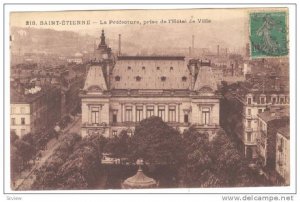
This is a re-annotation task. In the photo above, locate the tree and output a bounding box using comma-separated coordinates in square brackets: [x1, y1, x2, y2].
[14, 139, 36, 168]
[104, 130, 130, 158]
[10, 130, 19, 145]
[130, 117, 185, 166]
[32, 133, 82, 190]
[181, 127, 213, 187]
[11, 146, 22, 183]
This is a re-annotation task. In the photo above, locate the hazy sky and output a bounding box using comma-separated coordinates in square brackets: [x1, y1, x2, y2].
[10, 8, 287, 53]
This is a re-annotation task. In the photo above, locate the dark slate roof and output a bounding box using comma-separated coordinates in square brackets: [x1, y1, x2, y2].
[258, 107, 289, 122]
[111, 57, 190, 90]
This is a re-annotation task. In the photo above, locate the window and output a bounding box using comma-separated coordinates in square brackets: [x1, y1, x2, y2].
[272, 97, 277, 104]
[112, 130, 117, 136]
[258, 109, 263, 114]
[20, 107, 25, 114]
[182, 76, 187, 82]
[158, 106, 165, 121]
[260, 97, 265, 104]
[142, 66, 145, 70]
[202, 107, 210, 125]
[247, 120, 251, 128]
[11, 107, 15, 114]
[248, 109, 251, 115]
[112, 111, 117, 123]
[127, 66, 131, 70]
[170, 66, 173, 70]
[11, 118, 16, 125]
[115, 76, 121, 81]
[157, 66, 160, 70]
[184, 114, 189, 123]
[125, 106, 132, 122]
[280, 97, 285, 104]
[91, 107, 99, 124]
[168, 106, 176, 122]
[161, 76, 166, 81]
[136, 106, 143, 122]
[146, 106, 154, 118]
[247, 98, 252, 105]
[247, 132, 252, 142]
[21, 118, 25, 125]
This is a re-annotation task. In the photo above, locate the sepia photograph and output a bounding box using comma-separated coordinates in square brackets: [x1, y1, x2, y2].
[2, 3, 297, 199]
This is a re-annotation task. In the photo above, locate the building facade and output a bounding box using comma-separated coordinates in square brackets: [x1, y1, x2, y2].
[221, 77, 289, 159]
[257, 107, 289, 168]
[275, 126, 290, 185]
[80, 30, 221, 138]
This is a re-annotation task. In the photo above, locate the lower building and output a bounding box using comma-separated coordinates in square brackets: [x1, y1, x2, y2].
[257, 107, 289, 169]
[276, 125, 290, 185]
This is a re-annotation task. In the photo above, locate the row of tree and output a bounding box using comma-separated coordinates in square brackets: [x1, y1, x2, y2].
[32, 133, 107, 190]
[10, 130, 54, 182]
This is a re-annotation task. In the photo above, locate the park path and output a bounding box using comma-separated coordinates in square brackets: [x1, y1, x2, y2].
[14, 115, 82, 190]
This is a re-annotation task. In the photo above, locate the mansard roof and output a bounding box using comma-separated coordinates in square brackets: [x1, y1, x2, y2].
[111, 56, 190, 90]
[83, 65, 107, 91]
[193, 66, 218, 92]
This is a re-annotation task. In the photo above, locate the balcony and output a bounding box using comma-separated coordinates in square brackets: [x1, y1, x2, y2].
[245, 114, 253, 119]
[82, 122, 107, 128]
[245, 127, 253, 132]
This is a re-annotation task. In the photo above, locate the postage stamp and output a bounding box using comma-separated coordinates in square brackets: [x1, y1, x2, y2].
[250, 12, 288, 58]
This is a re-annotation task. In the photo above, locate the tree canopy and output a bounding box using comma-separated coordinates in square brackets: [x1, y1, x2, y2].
[130, 117, 185, 165]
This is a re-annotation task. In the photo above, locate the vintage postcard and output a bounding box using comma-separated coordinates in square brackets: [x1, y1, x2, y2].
[7, 7, 293, 193]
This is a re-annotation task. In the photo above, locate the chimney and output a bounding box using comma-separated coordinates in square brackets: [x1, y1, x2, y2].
[192, 35, 195, 56]
[217, 45, 220, 56]
[118, 34, 121, 56]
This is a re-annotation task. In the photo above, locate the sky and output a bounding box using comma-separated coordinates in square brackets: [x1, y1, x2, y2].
[9, 8, 288, 54]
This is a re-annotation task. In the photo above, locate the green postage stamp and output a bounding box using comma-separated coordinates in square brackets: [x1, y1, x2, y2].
[250, 11, 288, 58]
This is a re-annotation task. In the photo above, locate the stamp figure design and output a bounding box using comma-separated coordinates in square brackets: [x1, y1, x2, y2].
[250, 12, 288, 58]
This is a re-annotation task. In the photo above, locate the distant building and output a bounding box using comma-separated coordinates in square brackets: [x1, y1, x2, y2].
[275, 125, 290, 185]
[80, 30, 221, 138]
[67, 53, 83, 64]
[10, 84, 61, 137]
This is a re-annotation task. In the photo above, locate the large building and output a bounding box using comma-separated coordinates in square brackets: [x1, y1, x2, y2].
[80, 30, 221, 138]
[221, 75, 289, 159]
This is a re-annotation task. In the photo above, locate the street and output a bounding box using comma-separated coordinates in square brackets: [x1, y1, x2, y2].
[15, 115, 82, 190]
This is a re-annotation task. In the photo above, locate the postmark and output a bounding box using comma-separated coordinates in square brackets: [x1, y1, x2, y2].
[250, 12, 288, 58]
